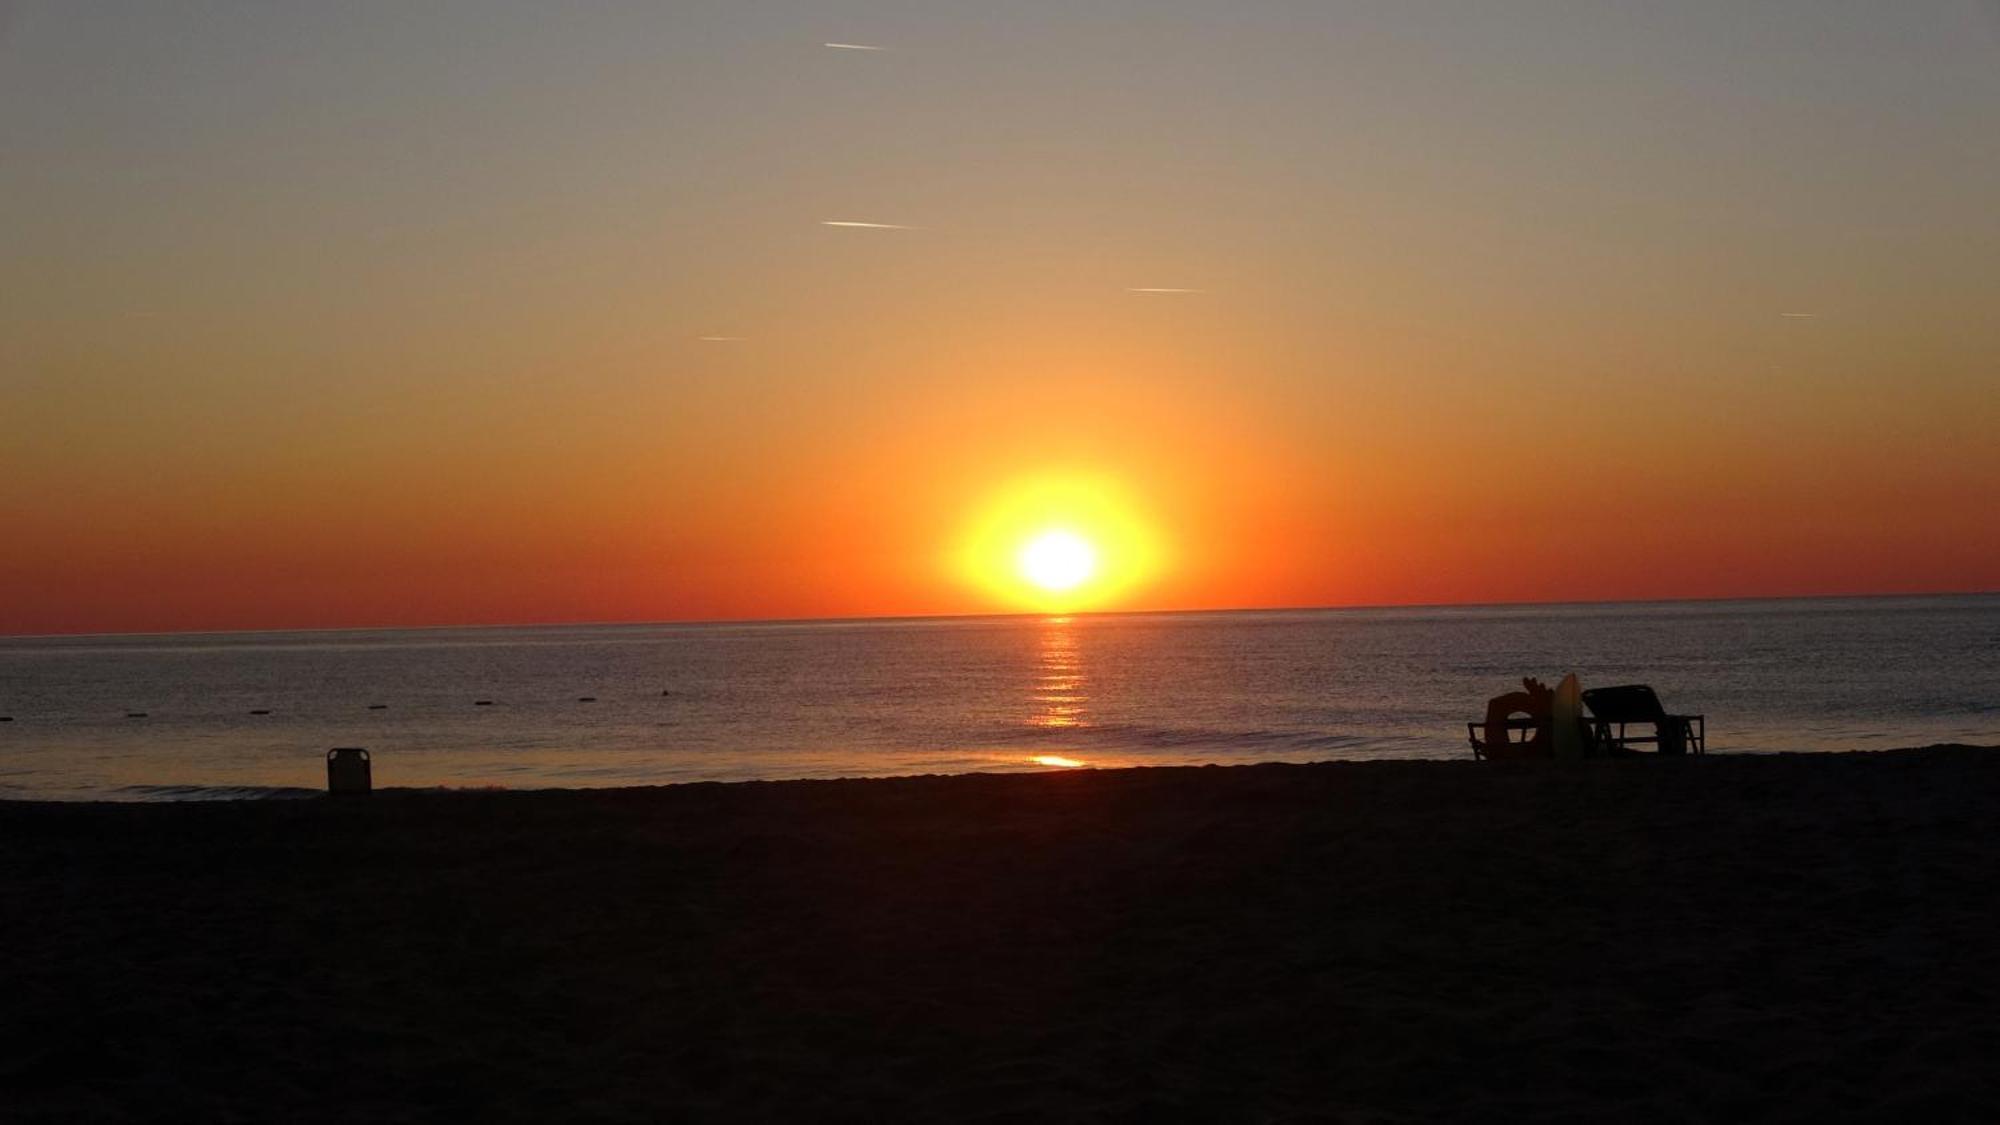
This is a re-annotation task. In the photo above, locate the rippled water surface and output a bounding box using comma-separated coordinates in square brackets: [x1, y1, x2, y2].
[2, 596, 1995, 799]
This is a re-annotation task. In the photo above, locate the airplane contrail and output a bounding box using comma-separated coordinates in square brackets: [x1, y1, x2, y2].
[824, 42, 888, 51]
[1779, 312, 1819, 319]
[822, 220, 915, 230]
[696, 336, 748, 342]
[1128, 287, 1205, 294]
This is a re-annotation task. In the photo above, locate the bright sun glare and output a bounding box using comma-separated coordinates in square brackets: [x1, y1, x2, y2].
[958, 474, 1162, 611]
[1018, 530, 1098, 592]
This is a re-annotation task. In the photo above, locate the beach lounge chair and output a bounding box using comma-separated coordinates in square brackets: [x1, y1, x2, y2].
[1580, 684, 1704, 756]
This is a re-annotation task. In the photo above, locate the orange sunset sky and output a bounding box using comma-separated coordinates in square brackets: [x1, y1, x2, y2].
[3, 3, 1997, 635]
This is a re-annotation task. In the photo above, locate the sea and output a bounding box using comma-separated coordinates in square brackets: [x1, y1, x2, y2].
[1, 595, 1995, 801]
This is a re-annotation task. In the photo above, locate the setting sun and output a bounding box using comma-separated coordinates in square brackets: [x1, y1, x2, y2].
[1018, 530, 1097, 592]
[957, 474, 1166, 611]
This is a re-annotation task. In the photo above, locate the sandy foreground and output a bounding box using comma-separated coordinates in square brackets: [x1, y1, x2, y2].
[5, 747, 1999, 1122]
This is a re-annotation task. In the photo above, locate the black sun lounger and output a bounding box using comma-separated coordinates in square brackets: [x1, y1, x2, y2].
[1580, 684, 1705, 755]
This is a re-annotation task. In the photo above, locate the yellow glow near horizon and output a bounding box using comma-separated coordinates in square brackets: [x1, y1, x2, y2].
[958, 474, 1165, 611]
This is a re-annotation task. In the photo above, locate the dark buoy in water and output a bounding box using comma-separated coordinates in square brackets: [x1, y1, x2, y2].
[661, 690, 672, 696]
[578, 696, 597, 703]
[367, 704, 387, 710]
[327, 747, 371, 795]
[474, 700, 494, 706]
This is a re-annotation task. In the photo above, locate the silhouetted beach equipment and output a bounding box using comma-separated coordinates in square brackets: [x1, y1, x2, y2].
[326, 748, 371, 795]
[1469, 678, 1704, 760]
[1469, 677, 1554, 760]
[1583, 684, 1705, 755]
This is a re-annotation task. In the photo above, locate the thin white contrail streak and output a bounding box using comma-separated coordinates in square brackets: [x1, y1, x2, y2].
[1127, 287, 1205, 293]
[696, 336, 748, 342]
[822, 220, 916, 229]
[824, 42, 888, 50]
[1779, 312, 1820, 319]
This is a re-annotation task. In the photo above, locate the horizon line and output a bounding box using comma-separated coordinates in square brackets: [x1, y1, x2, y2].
[4, 588, 1993, 643]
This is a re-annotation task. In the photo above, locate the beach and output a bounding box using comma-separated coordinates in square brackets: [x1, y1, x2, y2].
[6, 747, 1999, 1122]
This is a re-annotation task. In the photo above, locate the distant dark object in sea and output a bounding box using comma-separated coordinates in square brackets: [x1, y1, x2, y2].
[126, 712, 148, 719]
[475, 700, 494, 706]
[0, 716, 12, 722]
[578, 696, 597, 703]
[250, 709, 271, 715]
[367, 704, 388, 710]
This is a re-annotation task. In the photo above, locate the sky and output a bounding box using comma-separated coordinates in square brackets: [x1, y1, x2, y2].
[3, 1, 1997, 634]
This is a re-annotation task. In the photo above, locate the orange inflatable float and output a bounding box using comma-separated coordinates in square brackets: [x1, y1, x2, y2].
[1478, 677, 1555, 761]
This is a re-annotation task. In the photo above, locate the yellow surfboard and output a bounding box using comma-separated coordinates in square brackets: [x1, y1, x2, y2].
[1552, 673, 1586, 761]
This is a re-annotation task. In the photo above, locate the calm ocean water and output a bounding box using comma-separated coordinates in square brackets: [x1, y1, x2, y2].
[1, 595, 1995, 800]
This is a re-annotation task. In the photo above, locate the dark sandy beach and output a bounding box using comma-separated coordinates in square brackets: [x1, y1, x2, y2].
[5, 747, 2000, 1122]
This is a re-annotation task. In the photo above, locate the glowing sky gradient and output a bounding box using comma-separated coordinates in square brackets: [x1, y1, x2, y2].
[3, 2, 1997, 634]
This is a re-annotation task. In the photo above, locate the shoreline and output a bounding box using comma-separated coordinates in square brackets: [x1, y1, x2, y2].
[8, 745, 1999, 1120]
[3, 742, 1997, 806]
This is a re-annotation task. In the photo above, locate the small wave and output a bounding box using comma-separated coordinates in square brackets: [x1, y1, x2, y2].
[107, 784, 324, 802]
[1296, 732, 1392, 750]
[1006, 722, 1407, 754]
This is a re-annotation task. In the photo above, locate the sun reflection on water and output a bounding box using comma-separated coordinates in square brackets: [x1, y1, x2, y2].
[1027, 616, 1085, 730]
[1024, 616, 1088, 768]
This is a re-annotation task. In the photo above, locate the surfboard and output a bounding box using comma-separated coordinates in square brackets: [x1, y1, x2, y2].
[1552, 673, 1585, 761]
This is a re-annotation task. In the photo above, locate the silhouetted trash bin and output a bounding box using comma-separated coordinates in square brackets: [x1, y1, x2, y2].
[327, 747, 372, 795]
